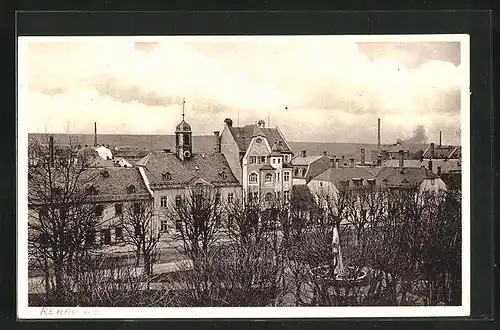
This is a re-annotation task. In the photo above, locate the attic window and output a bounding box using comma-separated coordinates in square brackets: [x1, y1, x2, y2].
[195, 166, 200, 171]
[256, 138, 263, 143]
[162, 172, 172, 181]
[219, 171, 227, 179]
[402, 179, 410, 184]
[100, 170, 109, 178]
[127, 185, 136, 194]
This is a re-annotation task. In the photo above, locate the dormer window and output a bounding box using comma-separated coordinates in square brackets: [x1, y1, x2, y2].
[100, 170, 109, 178]
[352, 178, 362, 186]
[219, 171, 227, 180]
[127, 185, 136, 194]
[163, 172, 172, 181]
[256, 138, 262, 143]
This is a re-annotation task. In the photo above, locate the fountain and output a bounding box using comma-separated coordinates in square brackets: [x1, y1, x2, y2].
[310, 226, 367, 285]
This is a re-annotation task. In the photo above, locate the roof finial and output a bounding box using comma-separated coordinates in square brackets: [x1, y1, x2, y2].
[182, 97, 186, 120]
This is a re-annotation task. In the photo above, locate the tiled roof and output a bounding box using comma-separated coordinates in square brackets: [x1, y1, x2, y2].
[312, 167, 375, 185]
[136, 151, 240, 188]
[383, 159, 461, 173]
[29, 167, 151, 204]
[228, 125, 292, 153]
[376, 167, 439, 188]
[384, 143, 410, 153]
[291, 155, 324, 166]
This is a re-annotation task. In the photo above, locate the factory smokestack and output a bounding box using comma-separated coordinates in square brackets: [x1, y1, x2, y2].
[439, 131, 442, 147]
[94, 122, 98, 147]
[377, 118, 381, 156]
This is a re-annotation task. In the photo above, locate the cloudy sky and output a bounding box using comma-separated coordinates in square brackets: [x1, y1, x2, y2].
[23, 36, 466, 144]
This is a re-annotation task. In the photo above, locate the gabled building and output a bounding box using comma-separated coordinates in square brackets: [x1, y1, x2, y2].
[382, 158, 461, 176]
[291, 150, 332, 185]
[308, 166, 377, 198]
[376, 167, 447, 193]
[422, 142, 461, 160]
[219, 118, 294, 203]
[136, 114, 241, 232]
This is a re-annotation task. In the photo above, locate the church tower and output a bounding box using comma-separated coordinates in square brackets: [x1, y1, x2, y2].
[175, 98, 193, 161]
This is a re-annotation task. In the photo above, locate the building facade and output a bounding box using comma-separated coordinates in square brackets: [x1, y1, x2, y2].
[220, 118, 294, 203]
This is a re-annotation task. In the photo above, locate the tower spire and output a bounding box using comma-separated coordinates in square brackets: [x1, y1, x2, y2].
[182, 97, 186, 120]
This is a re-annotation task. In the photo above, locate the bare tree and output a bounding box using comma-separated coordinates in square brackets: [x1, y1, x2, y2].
[122, 200, 160, 277]
[28, 135, 99, 303]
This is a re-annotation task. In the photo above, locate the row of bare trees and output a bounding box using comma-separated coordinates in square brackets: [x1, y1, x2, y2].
[28, 136, 461, 307]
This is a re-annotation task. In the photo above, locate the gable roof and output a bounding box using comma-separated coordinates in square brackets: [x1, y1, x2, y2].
[228, 125, 292, 153]
[84, 167, 151, 201]
[422, 145, 461, 159]
[312, 167, 375, 185]
[136, 151, 240, 188]
[376, 167, 439, 188]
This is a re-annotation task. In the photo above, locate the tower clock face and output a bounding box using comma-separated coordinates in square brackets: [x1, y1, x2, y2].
[183, 150, 192, 159]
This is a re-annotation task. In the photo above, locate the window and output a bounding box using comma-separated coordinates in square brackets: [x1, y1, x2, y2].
[100, 170, 109, 178]
[160, 196, 168, 208]
[133, 202, 141, 215]
[249, 173, 258, 184]
[115, 226, 123, 241]
[431, 179, 435, 185]
[284, 190, 290, 201]
[265, 173, 273, 183]
[215, 192, 221, 203]
[264, 193, 273, 202]
[175, 195, 182, 208]
[228, 193, 234, 204]
[219, 171, 227, 179]
[272, 159, 276, 164]
[276, 172, 280, 182]
[175, 219, 182, 231]
[184, 134, 190, 145]
[260, 156, 266, 164]
[101, 228, 111, 245]
[277, 158, 281, 164]
[256, 138, 263, 143]
[115, 203, 123, 216]
[353, 178, 362, 186]
[163, 172, 172, 180]
[284, 171, 290, 182]
[367, 179, 376, 188]
[95, 204, 104, 216]
[249, 191, 259, 201]
[160, 220, 168, 232]
[256, 157, 262, 164]
[127, 185, 136, 194]
[250, 156, 257, 164]
[294, 168, 299, 176]
[320, 182, 323, 187]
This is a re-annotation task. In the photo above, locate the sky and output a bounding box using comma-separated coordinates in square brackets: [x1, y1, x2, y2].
[23, 36, 466, 144]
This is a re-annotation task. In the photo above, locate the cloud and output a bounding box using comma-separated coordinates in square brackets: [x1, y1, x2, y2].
[24, 37, 465, 144]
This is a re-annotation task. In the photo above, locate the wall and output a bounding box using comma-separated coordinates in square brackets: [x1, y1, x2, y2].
[419, 178, 448, 194]
[220, 126, 243, 183]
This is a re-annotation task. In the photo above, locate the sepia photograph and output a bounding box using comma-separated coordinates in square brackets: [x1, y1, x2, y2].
[17, 34, 470, 318]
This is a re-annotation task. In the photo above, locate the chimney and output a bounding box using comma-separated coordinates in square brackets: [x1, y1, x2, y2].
[429, 158, 433, 172]
[430, 143, 435, 159]
[301, 150, 307, 158]
[94, 122, 98, 147]
[437, 166, 442, 176]
[377, 118, 381, 156]
[399, 149, 404, 168]
[258, 120, 265, 128]
[377, 155, 382, 166]
[323, 150, 327, 156]
[336, 158, 340, 168]
[330, 158, 335, 168]
[439, 131, 442, 147]
[361, 148, 366, 164]
[349, 158, 355, 167]
[49, 136, 54, 167]
[214, 131, 221, 153]
[164, 148, 171, 153]
[341, 155, 345, 161]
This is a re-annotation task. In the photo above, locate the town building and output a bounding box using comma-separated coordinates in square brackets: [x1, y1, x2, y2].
[291, 150, 332, 185]
[422, 142, 461, 160]
[136, 114, 241, 233]
[219, 118, 294, 203]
